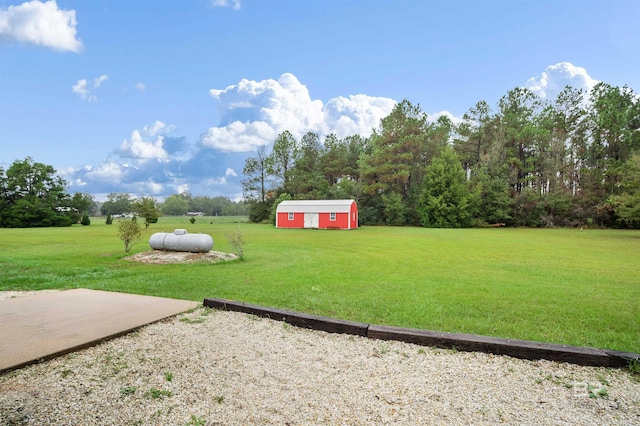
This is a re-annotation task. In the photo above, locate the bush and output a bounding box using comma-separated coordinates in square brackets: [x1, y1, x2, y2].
[80, 214, 91, 226]
[143, 216, 158, 229]
[117, 219, 144, 253]
[248, 200, 271, 223]
[189, 217, 196, 224]
[226, 227, 246, 261]
[105, 214, 113, 225]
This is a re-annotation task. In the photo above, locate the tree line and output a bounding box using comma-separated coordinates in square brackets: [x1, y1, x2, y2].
[0, 158, 247, 228]
[99, 192, 247, 218]
[243, 82, 640, 228]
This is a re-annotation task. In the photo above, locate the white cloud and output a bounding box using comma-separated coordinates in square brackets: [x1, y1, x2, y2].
[323, 94, 396, 138]
[58, 166, 87, 187]
[143, 120, 174, 137]
[428, 110, 465, 126]
[116, 121, 179, 160]
[174, 183, 190, 195]
[72, 79, 92, 101]
[201, 120, 277, 152]
[135, 82, 146, 92]
[202, 176, 227, 186]
[229, 192, 244, 203]
[85, 161, 126, 182]
[0, 0, 82, 52]
[119, 129, 169, 160]
[139, 180, 164, 195]
[65, 129, 247, 198]
[94, 74, 108, 87]
[204, 73, 396, 152]
[72, 74, 108, 101]
[210, 0, 241, 10]
[525, 62, 599, 100]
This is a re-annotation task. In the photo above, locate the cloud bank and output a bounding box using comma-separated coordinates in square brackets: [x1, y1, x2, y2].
[119, 127, 169, 161]
[65, 73, 396, 200]
[0, 0, 82, 52]
[525, 62, 598, 100]
[202, 73, 396, 152]
[64, 119, 245, 200]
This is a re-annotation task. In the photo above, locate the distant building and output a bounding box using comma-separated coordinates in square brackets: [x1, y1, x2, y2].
[275, 200, 358, 230]
[186, 212, 204, 217]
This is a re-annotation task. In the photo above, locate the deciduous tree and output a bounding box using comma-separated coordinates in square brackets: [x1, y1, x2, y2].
[134, 196, 161, 226]
[161, 193, 190, 215]
[101, 193, 134, 216]
[0, 157, 73, 228]
[267, 130, 296, 192]
[242, 145, 270, 202]
[70, 192, 96, 216]
[117, 218, 144, 252]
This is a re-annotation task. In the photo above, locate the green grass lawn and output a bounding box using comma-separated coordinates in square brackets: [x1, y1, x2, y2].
[1, 216, 638, 353]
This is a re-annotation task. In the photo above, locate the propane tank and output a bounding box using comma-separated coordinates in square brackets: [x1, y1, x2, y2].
[149, 229, 213, 253]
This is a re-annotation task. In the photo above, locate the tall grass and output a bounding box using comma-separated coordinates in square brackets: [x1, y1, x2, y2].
[1, 216, 638, 352]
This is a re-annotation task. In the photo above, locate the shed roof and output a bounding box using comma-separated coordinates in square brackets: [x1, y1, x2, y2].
[276, 199, 355, 214]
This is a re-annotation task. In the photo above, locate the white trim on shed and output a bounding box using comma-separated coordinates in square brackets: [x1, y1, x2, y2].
[276, 199, 355, 214]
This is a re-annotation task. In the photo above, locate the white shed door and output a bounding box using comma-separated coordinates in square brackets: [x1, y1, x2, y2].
[304, 213, 319, 228]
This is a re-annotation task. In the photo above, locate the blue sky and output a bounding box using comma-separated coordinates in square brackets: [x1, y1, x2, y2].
[1, 0, 638, 201]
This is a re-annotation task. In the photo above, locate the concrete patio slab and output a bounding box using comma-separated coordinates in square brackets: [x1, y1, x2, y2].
[0, 289, 199, 374]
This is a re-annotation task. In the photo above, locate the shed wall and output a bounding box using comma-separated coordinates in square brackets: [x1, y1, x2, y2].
[277, 212, 305, 228]
[275, 200, 358, 229]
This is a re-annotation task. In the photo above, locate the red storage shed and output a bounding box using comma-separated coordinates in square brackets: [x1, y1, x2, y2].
[276, 199, 358, 230]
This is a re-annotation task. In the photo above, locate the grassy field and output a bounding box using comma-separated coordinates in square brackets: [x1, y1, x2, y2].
[1, 216, 638, 353]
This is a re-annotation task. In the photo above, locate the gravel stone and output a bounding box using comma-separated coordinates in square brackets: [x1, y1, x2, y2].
[1, 291, 639, 425]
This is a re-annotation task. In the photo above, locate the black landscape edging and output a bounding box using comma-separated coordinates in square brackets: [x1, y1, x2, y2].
[203, 297, 368, 336]
[605, 350, 640, 368]
[368, 324, 609, 366]
[203, 297, 639, 368]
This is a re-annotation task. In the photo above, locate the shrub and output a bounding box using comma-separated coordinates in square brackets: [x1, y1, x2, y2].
[80, 214, 91, 226]
[189, 217, 196, 224]
[226, 227, 246, 261]
[143, 216, 158, 229]
[105, 214, 113, 225]
[117, 219, 144, 252]
[248, 200, 271, 223]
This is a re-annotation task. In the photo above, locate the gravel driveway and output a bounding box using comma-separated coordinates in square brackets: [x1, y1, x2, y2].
[1, 291, 639, 425]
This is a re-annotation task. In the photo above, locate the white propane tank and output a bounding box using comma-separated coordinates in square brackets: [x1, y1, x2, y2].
[149, 229, 213, 253]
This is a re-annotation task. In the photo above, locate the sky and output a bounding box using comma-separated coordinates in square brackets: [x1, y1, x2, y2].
[1, 0, 638, 202]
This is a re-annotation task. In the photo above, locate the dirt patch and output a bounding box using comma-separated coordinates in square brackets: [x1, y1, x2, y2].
[125, 250, 238, 264]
